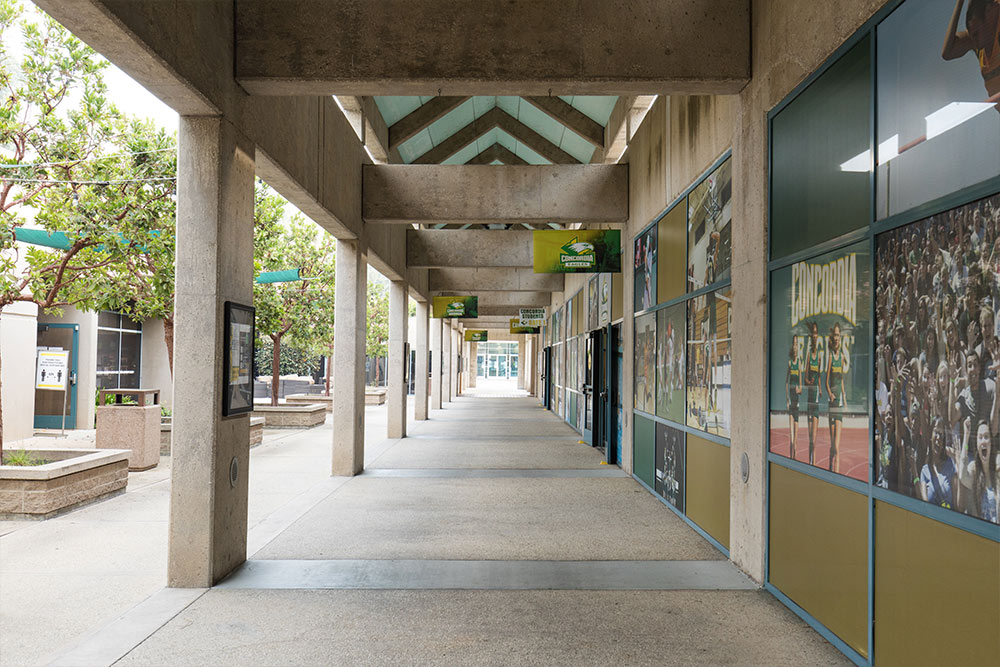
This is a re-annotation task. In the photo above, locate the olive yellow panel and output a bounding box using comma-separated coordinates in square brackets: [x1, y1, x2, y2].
[769, 464, 868, 657]
[612, 270, 623, 322]
[657, 202, 686, 304]
[573, 292, 583, 336]
[874, 501, 999, 667]
[686, 435, 730, 549]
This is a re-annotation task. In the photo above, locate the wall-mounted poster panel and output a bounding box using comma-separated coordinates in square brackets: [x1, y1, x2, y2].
[875, 193, 1000, 524]
[687, 157, 733, 292]
[655, 422, 686, 512]
[634, 312, 656, 414]
[599, 273, 612, 327]
[634, 226, 657, 311]
[658, 201, 687, 303]
[551, 307, 563, 345]
[876, 0, 1000, 220]
[771, 36, 871, 260]
[465, 330, 488, 342]
[687, 288, 732, 437]
[656, 303, 686, 424]
[533, 230, 622, 273]
[432, 296, 478, 318]
[769, 241, 871, 482]
[588, 275, 600, 331]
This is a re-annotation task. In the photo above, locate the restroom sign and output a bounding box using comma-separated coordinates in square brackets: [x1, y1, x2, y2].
[36, 349, 69, 390]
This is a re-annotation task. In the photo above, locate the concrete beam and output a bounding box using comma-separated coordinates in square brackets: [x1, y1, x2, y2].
[389, 97, 471, 150]
[524, 97, 604, 148]
[467, 144, 528, 166]
[478, 305, 530, 317]
[235, 0, 751, 96]
[434, 292, 551, 308]
[428, 268, 563, 293]
[366, 165, 628, 225]
[407, 230, 533, 269]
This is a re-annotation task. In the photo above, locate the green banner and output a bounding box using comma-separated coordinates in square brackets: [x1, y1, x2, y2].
[532, 230, 622, 274]
[432, 295, 478, 318]
[464, 330, 488, 342]
[510, 318, 540, 334]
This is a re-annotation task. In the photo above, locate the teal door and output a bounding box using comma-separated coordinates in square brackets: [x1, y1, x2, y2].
[34, 323, 80, 429]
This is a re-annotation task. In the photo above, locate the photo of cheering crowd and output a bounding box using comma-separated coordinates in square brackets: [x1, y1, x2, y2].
[875, 193, 1000, 524]
[687, 288, 732, 438]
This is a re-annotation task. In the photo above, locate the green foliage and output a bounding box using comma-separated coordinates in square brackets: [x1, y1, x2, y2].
[2, 449, 48, 466]
[254, 338, 321, 378]
[253, 196, 336, 356]
[366, 281, 389, 358]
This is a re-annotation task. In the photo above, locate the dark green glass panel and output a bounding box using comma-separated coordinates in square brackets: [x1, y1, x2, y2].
[633, 413, 656, 488]
[771, 36, 872, 260]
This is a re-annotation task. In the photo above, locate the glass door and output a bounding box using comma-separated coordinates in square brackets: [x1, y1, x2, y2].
[34, 323, 79, 429]
[582, 331, 595, 445]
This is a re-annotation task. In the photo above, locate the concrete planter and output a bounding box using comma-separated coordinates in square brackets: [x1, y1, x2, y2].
[161, 417, 265, 454]
[0, 449, 129, 519]
[365, 389, 386, 405]
[252, 404, 326, 428]
[286, 393, 333, 412]
[97, 404, 160, 471]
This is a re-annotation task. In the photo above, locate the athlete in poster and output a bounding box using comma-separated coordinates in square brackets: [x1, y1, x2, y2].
[786, 341, 803, 461]
[943, 0, 1000, 101]
[825, 323, 847, 473]
[804, 321, 822, 466]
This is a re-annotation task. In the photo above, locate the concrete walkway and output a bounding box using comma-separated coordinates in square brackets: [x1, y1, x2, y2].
[1, 385, 850, 666]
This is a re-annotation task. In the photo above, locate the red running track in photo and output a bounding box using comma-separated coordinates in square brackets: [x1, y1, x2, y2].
[769, 415, 869, 482]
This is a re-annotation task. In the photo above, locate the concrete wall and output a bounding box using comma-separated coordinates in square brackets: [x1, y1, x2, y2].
[0, 302, 38, 444]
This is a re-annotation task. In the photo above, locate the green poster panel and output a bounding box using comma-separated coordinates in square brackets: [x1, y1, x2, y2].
[533, 230, 622, 273]
[432, 296, 478, 318]
[510, 319, 541, 334]
[633, 413, 656, 489]
[465, 330, 488, 342]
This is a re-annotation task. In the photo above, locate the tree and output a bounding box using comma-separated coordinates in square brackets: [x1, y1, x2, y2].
[253, 209, 335, 405]
[0, 1, 174, 450]
[366, 281, 389, 385]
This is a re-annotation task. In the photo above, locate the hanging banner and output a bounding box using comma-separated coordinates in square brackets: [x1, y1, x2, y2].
[518, 307, 547, 326]
[465, 330, 488, 342]
[532, 230, 622, 274]
[510, 318, 541, 334]
[35, 349, 69, 390]
[432, 296, 478, 318]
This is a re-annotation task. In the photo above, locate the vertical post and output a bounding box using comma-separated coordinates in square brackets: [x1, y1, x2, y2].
[525, 337, 535, 395]
[332, 238, 367, 476]
[517, 335, 527, 389]
[469, 341, 478, 388]
[442, 320, 452, 404]
[387, 280, 408, 439]
[450, 325, 460, 400]
[169, 116, 254, 588]
[430, 317, 443, 410]
[414, 300, 429, 420]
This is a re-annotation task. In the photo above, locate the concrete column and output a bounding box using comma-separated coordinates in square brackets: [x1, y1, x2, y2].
[387, 280, 408, 438]
[462, 340, 471, 393]
[430, 317, 443, 410]
[469, 341, 478, 388]
[169, 116, 254, 588]
[414, 300, 429, 420]
[442, 321, 452, 402]
[332, 238, 367, 476]
[517, 335, 526, 389]
[451, 325, 461, 399]
[526, 337, 535, 396]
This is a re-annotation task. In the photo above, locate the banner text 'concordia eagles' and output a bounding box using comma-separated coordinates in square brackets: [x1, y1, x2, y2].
[791, 253, 858, 327]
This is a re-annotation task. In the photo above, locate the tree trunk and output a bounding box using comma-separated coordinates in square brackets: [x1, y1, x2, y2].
[163, 316, 174, 379]
[270, 333, 281, 407]
[325, 347, 333, 396]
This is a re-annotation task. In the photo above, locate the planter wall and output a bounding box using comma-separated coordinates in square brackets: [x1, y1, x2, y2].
[251, 404, 326, 428]
[0, 449, 129, 519]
